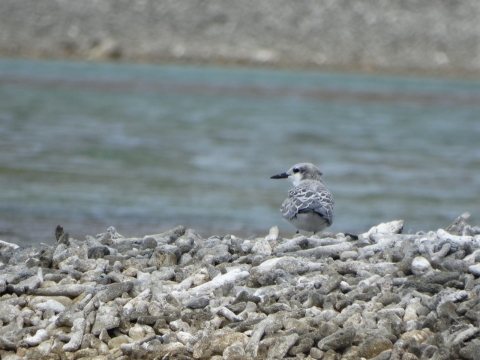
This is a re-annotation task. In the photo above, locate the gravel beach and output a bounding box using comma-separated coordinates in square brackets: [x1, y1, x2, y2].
[1, 213, 480, 359]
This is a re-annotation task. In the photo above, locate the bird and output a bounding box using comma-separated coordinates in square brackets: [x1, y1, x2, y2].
[271, 162, 334, 235]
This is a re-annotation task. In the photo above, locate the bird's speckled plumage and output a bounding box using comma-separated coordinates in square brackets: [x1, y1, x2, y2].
[271, 163, 334, 234]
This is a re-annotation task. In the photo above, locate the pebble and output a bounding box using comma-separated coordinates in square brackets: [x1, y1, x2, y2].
[1, 216, 480, 359]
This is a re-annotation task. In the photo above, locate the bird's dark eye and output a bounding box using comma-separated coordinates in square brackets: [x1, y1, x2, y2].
[293, 168, 300, 173]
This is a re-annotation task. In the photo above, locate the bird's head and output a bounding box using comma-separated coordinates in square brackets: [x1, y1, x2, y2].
[270, 163, 323, 187]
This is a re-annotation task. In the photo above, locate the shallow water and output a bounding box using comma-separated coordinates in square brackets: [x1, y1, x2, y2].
[1, 59, 480, 246]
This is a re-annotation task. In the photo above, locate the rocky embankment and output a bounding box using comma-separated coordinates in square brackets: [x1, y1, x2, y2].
[1, 0, 480, 76]
[1, 213, 480, 359]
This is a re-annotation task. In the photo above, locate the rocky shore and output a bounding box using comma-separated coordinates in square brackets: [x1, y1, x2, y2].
[1, 0, 480, 76]
[1, 213, 480, 359]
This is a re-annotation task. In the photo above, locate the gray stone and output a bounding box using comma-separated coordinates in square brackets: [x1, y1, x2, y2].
[458, 340, 480, 360]
[175, 234, 195, 254]
[317, 327, 356, 351]
[88, 246, 110, 259]
[8, 243, 53, 268]
[7, 273, 41, 295]
[310, 348, 325, 359]
[95, 273, 111, 285]
[0, 240, 19, 265]
[446, 212, 471, 236]
[185, 296, 210, 309]
[266, 333, 299, 359]
[223, 341, 246, 360]
[96, 282, 133, 303]
[193, 329, 248, 358]
[147, 248, 178, 269]
[252, 238, 272, 256]
[196, 244, 231, 264]
[142, 237, 158, 250]
[0, 303, 20, 324]
[358, 337, 393, 359]
[469, 264, 480, 277]
[0, 336, 16, 350]
[143, 225, 186, 244]
[32, 284, 86, 298]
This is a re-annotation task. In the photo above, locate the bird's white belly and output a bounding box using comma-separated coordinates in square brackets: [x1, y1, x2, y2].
[286, 212, 329, 233]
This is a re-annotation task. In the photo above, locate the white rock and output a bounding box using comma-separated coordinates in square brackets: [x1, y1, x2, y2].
[437, 229, 480, 246]
[411, 256, 432, 275]
[463, 249, 480, 266]
[177, 331, 195, 345]
[124, 289, 151, 311]
[223, 341, 246, 360]
[91, 305, 120, 336]
[265, 226, 279, 241]
[170, 319, 190, 332]
[214, 306, 244, 322]
[63, 318, 85, 351]
[129, 323, 154, 341]
[34, 299, 66, 313]
[174, 275, 194, 291]
[340, 251, 359, 261]
[251, 238, 272, 255]
[0, 239, 20, 250]
[362, 220, 404, 239]
[193, 268, 209, 286]
[253, 257, 282, 272]
[136, 271, 152, 284]
[404, 299, 421, 322]
[187, 268, 250, 297]
[37, 339, 53, 355]
[23, 329, 49, 346]
[469, 264, 480, 277]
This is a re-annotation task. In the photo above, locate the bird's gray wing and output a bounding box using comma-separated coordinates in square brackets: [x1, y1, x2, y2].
[281, 184, 334, 225]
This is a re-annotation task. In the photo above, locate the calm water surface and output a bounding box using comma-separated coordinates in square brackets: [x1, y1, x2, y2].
[1, 59, 480, 246]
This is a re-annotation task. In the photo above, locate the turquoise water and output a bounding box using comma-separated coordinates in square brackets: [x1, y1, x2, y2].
[1, 59, 480, 246]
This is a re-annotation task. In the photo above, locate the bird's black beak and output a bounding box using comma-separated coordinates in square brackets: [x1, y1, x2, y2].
[270, 172, 289, 179]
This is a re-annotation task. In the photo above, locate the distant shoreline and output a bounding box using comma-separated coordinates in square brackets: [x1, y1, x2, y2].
[1, 0, 479, 79]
